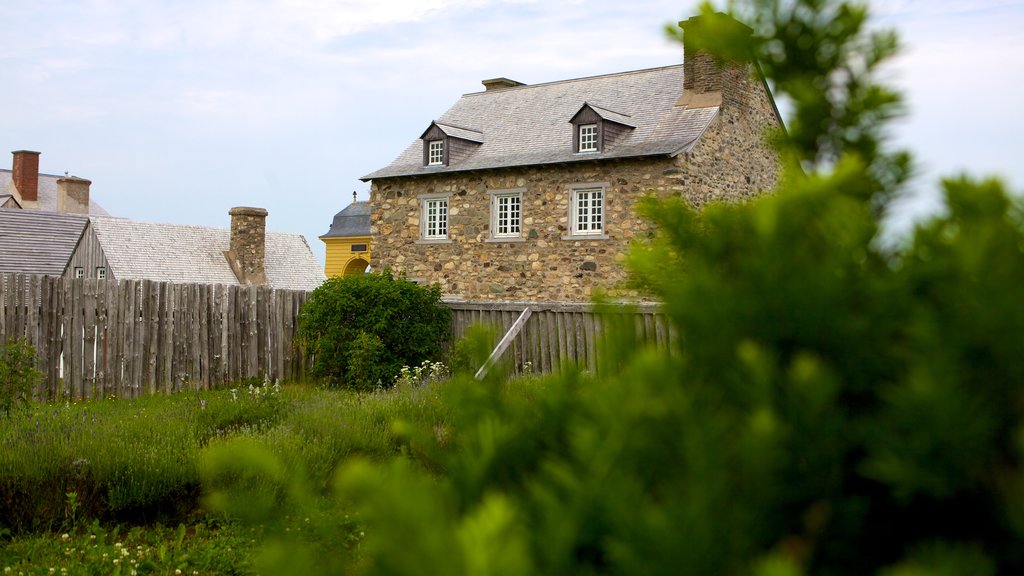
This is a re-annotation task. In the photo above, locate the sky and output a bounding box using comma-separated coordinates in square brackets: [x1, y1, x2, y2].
[2, 0, 1022, 266]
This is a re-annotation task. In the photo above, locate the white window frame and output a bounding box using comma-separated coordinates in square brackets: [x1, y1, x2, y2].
[579, 124, 598, 153]
[96, 267, 106, 280]
[427, 140, 444, 166]
[488, 189, 525, 241]
[73, 267, 84, 279]
[564, 183, 609, 240]
[418, 193, 451, 242]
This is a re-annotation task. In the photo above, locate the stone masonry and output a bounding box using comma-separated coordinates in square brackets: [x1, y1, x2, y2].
[369, 55, 781, 302]
[226, 206, 268, 285]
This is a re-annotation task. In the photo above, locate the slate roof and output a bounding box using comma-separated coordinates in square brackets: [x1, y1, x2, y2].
[362, 65, 719, 181]
[90, 217, 325, 291]
[321, 201, 371, 238]
[0, 169, 110, 216]
[0, 208, 89, 275]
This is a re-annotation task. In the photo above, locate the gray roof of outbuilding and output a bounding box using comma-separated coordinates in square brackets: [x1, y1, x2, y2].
[0, 208, 89, 275]
[321, 201, 370, 238]
[0, 170, 110, 216]
[362, 64, 719, 181]
[90, 217, 325, 291]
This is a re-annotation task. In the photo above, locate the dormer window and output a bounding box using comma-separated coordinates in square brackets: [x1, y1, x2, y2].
[579, 124, 598, 152]
[570, 103, 636, 154]
[428, 140, 444, 165]
[420, 121, 484, 168]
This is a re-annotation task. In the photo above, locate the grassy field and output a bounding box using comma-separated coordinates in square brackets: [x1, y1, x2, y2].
[0, 373, 453, 574]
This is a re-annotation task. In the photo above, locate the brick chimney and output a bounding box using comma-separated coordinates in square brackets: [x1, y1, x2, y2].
[56, 176, 91, 214]
[678, 14, 753, 110]
[225, 206, 268, 285]
[11, 150, 41, 203]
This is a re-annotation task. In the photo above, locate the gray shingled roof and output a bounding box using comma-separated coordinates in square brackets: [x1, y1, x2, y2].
[0, 208, 89, 275]
[0, 170, 110, 216]
[362, 65, 719, 181]
[90, 217, 325, 291]
[321, 201, 370, 238]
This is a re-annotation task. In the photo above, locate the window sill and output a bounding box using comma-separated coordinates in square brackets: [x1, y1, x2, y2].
[416, 238, 453, 245]
[485, 236, 527, 243]
[562, 233, 609, 241]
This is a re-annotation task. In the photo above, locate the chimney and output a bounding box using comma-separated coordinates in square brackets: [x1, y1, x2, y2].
[225, 206, 268, 285]
[11, 150, 41, 203]
[56, 176, 91, 214]
[482, 77, 525, 91]
[678, 14, 753, 109]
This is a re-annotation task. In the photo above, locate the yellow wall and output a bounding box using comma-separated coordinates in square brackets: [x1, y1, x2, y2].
[323, 235, 371, 277]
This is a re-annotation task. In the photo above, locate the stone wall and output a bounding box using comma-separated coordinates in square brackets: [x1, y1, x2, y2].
[369, 72, 780, 302]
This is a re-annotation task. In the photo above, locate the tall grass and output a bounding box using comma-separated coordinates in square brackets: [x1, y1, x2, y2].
[0, 377, 452, 535]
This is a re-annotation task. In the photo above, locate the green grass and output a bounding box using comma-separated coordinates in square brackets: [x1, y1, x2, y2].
[0, 376, 455, 573]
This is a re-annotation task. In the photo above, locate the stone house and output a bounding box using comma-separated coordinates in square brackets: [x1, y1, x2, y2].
[321, 194, 371, 277]
[362, 16, 782, 302]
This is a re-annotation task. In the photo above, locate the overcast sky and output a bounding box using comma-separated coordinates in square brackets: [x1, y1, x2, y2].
[3, 0, 1022, 266]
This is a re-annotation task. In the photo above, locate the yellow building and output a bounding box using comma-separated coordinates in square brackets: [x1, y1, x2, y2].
[321, 199, 371, 277]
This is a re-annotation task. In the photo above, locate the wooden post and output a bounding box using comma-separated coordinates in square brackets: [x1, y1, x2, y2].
[475, 307, 532, 380]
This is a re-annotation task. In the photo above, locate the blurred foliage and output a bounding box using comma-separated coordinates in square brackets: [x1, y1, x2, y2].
[200, 0, 1024, 574]
[0, 338, 42, 418]
[297, 271, 452, 389]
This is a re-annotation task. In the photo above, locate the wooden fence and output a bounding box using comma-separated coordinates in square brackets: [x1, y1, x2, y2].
[0, 273, 311, 400]
[447, 300, 676, 375]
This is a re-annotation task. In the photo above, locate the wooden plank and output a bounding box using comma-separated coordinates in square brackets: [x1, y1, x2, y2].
[585, 311, 598, 373]
[246, 285, 259, 379]
[82, 279, 97, 399]
[475, 307, 531, 380]
[69, 278, 84, 399]
[189, 283, 201, 389]
[199, 284, 211, 389]
[145, 280, 160, 394]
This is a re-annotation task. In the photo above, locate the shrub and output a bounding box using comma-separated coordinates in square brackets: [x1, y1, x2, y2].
[297, 270, 452, 389]
[0, 337, 42, 417]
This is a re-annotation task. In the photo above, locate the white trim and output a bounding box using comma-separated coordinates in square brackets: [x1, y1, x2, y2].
[96, 267, 106, 280]
[418, 193, 450, 240]
[579, 124, 598, 152]
[488, 188, 524, 239]
[566, 184, 605, 237]
[74, 267, 84, 279]
[427, 140, 444, 166]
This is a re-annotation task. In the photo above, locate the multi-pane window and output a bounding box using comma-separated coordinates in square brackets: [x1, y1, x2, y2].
[422, 197, 448, 239]
[74, 267, 84, 279]
[579, 124, 598, 152]
[428, 140, 444, 165]
[96, 267, 106, 279]
[572, 187, 604, 235]
[492, 192, 522, 238]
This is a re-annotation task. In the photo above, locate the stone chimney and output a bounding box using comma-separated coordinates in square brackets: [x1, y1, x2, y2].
[678, 14, 753, 110]
[11, 150, 41, 203]
[225, 206, 268, 285]
[482, 77, 525, 91]
[56, 176, 91, 214]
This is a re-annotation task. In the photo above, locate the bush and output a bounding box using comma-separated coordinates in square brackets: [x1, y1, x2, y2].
[0, 337, 42, 417]
[297, 270, 452, 389]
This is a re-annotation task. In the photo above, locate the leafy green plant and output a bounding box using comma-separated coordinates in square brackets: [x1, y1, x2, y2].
[297, 270, 452, 389]
[197, 2, 1024, 575]
[0, 337, 42, 417]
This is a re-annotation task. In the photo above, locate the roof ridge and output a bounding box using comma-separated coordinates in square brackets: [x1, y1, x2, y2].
[462, 63, 684, 97]
[90, 215, 303, 237]
[434, 121, 483, 134]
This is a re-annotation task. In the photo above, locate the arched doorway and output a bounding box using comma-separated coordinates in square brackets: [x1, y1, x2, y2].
[344, 258, 370, 275]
